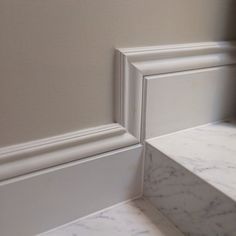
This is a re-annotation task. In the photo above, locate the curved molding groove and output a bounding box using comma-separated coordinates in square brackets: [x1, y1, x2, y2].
[116, 41, 236, 141]
[1, 41, 236, 181]
[0, 123, 138, 180]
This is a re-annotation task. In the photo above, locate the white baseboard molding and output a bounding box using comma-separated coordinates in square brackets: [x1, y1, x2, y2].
[2, 40, 236, 236]
[2, 41, 235, 180]
[0, 145, 143, 236]
[0, 123, 138, 181]
[116, 41, 236, 141]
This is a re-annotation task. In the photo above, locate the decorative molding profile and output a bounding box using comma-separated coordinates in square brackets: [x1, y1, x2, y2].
[1, 41, 236, 181]
[0, 123, 138, 181]
[116, 41, 236, 142]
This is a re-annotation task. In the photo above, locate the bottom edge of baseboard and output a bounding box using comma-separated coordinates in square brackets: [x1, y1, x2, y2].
[0, 145, 143, 236]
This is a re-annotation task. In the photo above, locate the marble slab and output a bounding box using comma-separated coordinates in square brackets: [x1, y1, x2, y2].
[144, 119, 236, 236]
[40, 198, 183, 236]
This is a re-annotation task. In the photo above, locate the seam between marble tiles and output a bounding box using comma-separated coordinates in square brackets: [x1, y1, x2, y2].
[146, 118, 230, 143]
[141, 198, 185, 235]
[39, 194, 143, 235]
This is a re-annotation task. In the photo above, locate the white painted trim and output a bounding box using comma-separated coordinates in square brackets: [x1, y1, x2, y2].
[0, 145, 143, 236]
[1, 41, 235, 235]
[0, 123, 138, 181]
[2, 41, 235, 181]
[116, 41, 236, 141]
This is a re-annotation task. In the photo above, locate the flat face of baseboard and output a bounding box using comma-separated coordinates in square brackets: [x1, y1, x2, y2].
[144, 66, 236, 138]
[0, 145, 143, 236]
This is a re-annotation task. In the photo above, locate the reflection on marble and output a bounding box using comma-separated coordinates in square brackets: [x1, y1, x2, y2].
[40, 198, 183, 236]
[144, 120, 236, 236]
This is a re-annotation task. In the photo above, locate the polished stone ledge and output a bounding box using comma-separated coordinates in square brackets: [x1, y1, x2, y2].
[144, 119, 236, 236]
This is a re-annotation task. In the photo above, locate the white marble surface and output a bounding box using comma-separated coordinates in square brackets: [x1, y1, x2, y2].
[40, 198, 183, 236]
[148, 119, 236, 201]
[145, 119, 236, 236]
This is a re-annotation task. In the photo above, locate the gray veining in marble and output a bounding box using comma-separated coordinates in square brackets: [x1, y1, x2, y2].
[40, 198, 183, 236]
[144, 120, 236, 236]
[148, 119, 236, 201]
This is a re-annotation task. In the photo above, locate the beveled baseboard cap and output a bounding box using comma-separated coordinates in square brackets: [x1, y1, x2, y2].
[0, 123, 138, 181]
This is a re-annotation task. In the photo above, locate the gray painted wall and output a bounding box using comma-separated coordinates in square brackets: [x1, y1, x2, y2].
[1, 0, 236, 146]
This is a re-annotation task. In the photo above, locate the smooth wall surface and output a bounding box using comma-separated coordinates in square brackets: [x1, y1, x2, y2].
[1, 0, 236, 146]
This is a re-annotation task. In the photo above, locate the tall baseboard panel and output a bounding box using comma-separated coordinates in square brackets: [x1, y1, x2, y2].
[117, 41, 236, 140]
[0, 145, 142, 236]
